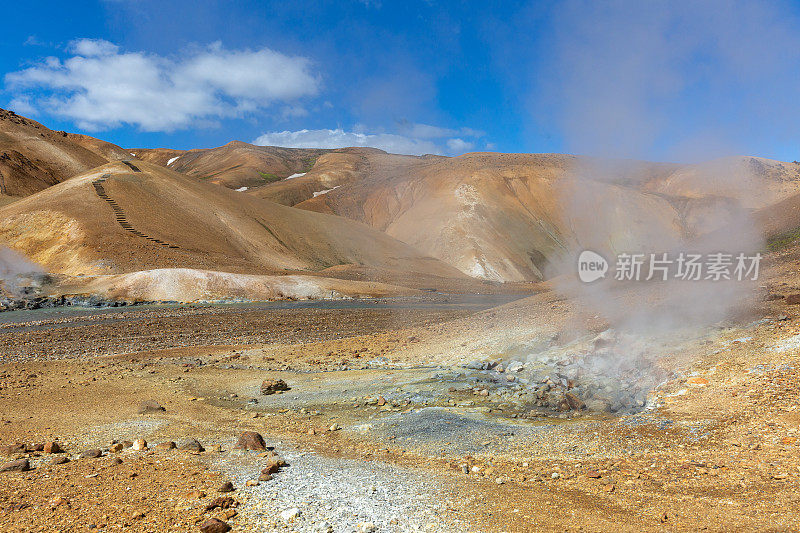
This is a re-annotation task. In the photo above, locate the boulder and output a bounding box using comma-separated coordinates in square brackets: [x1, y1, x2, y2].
[0, 443, 26, 455]
[786, 294, 800, 305]
[205, 496, 235, 511]
[137, 400, 166, 414]
[179, 438, 205, 452]
[234, 431, 266, 451]
[260, 379, 290, 395]
[0, 458, 30, 472]
[43, 441, 63, 454]
[564, 392, 586, 410]
[261, 461, 280, 475]
[80, 449, 103, 459]
[198, 518, 231, 533]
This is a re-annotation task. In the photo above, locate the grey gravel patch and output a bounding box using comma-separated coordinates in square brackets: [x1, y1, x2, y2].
[77, 418, 167, 445]
[213, 446, 459, 532]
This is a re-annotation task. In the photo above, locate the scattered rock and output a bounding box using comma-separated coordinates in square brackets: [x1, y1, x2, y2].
[357, 522, 377, 533]
[43, 441, 63, 454]
[218, 481, 235, 493]
[316, 522, 334, 533]
[506, 361, 525, 373]
[48, 496, 70, 509]
[108, 457, 123, 465]
[785, 294, 800, 305]
[80, 449, 103, 459]
[586, 469, 601, 478]
[156, 441, 176, 450]
[51, 456, 70, 465]
[205, 497, 236, 511]
[245, 480, 259, 487]
[259, 473, 273, 481]
[179, 438, 205, 452]
[262, 461, 280, 475]
[137, 400, 166, 414]
[564, 392, 586, 410]
[377, 396, 386, 406]
[0, 443, 25, 455]
[261, 379, 290, 395]
[234, 431, 266, 451]
[198, 518, 231, 533]
[132, 439, 147, 451]
[329, 423, 341, 431]
[109, 443, 124, 453]
[0, 458, 30, 472]
[280, 507, 301, 522]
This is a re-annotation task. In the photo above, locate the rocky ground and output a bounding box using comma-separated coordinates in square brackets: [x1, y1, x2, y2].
[2, 276, 800, 531]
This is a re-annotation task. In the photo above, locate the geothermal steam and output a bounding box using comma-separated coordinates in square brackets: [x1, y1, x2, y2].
[511, 0, 788, 411]
[0, 246, 44, 295]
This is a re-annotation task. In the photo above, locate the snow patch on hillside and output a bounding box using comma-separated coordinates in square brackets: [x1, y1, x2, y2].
[312, 185, 340, 198]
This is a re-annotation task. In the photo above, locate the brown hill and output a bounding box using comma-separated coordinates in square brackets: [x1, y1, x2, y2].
[249, 151, 800, 282]
[0, 160, 471, 299]
[132, 141, 331, 190]
[0, 108, 125, 197]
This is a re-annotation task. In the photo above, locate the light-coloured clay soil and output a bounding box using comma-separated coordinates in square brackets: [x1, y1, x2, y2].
[3, 246, 800, 532]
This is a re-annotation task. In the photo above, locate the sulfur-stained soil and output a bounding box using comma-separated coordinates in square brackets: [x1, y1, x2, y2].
[3, 255, 800, 531]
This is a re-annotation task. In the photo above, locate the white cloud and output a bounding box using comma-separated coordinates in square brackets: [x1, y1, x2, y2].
[8, 97, 36, 116]
[70, 38, 119, 57]
[5, 39, 319, 131]
[253, 126, 483, 156]
[446, 138, 474, 154]
[396, 121, 485, 140]
[253, 128, 442, 155]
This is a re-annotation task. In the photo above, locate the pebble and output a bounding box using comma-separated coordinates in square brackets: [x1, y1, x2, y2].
[218, 481, 235, 493]
[329, 424, 341, 431]
[80, 449, 103, 459]
[280, 507, 301, 522]
[198, 518, 231, 533]
[137, 400, 166, 414]
[132, 439, 147, 451]
[357, 522, 377, 533]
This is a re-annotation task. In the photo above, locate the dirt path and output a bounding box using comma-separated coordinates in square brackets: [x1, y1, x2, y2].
[93, 174, 180, 249]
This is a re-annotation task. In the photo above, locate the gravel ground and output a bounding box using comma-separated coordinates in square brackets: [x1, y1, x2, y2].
[215, 445, 459, 532]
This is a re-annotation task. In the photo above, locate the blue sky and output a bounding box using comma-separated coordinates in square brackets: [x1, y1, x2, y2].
[2, 0, 799, 162]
